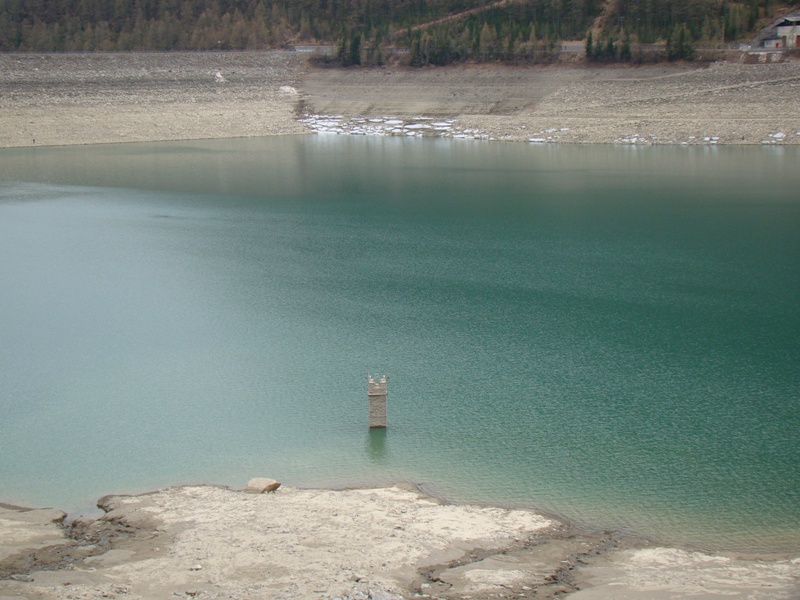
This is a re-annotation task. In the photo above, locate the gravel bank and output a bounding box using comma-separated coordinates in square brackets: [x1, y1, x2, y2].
[0, 52, 309, 147]
[301, 60, 800, 145]
[1, 52, 798, 147]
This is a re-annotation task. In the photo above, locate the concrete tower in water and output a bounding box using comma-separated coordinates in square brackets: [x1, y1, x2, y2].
[367, 374, 387, 428]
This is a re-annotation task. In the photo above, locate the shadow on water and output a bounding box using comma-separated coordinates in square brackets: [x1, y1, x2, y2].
[366, 428, 388, 463]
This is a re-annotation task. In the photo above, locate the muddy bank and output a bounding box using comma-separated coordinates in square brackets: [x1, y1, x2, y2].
[0, 484, 797, 599]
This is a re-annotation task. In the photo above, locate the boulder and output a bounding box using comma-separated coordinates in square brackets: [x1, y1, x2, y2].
[245, 478, 281, 494]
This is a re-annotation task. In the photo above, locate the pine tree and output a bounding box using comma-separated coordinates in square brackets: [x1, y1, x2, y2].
[348, 31, 361, 65]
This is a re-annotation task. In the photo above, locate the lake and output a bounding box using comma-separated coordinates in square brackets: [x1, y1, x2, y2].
[1, 136, 798, 553]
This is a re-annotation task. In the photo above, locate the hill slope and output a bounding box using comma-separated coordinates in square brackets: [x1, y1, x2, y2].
[0, 0, 797, 61]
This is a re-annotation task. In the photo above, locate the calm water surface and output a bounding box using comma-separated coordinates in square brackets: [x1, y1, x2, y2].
[1, 137, 798, 553]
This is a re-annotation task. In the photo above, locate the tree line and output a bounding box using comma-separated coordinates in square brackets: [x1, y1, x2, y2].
[0, 0, 792, 63]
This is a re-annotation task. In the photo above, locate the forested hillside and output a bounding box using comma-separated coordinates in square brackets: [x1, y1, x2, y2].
[0, 0, 795, 62]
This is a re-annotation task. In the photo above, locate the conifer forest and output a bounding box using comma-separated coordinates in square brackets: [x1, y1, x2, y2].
[0, 0, 795, 63]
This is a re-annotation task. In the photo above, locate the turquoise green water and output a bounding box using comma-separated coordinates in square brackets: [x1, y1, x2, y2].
[1, 137, 798, 553]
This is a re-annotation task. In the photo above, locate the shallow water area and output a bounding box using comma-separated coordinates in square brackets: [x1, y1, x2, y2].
[1, 136, 798, 554]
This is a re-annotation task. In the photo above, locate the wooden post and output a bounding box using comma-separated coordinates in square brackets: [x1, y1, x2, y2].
[367, 374, 387, 428]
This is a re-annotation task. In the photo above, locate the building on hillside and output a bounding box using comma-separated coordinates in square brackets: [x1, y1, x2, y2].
[762, 37, 784, 49]
[756, 10, 800, 49]
[775, 15, 800, 47]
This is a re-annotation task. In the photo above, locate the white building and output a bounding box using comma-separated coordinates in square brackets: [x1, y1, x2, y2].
[759, 12, 800, 49]
[774, 16, 800, 48]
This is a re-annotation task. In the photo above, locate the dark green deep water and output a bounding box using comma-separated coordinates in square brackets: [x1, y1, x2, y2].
[1, 136, 798, 553]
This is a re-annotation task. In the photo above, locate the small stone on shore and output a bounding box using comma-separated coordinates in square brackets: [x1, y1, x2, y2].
[245, 477, 281, 493]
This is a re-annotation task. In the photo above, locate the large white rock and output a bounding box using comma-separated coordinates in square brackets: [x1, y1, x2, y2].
[245, 477, 281, 493]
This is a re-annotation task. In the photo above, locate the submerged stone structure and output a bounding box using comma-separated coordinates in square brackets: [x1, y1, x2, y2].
[367, 375, 387, 428]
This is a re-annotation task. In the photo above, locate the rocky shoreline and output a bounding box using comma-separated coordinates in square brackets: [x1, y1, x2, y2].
[1, 52, 799, 148]
[1, 483, 798, 599]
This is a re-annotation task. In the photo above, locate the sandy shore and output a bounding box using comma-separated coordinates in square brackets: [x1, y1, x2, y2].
[0, 483, 798, 599]
[1, 52, 799, 147]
